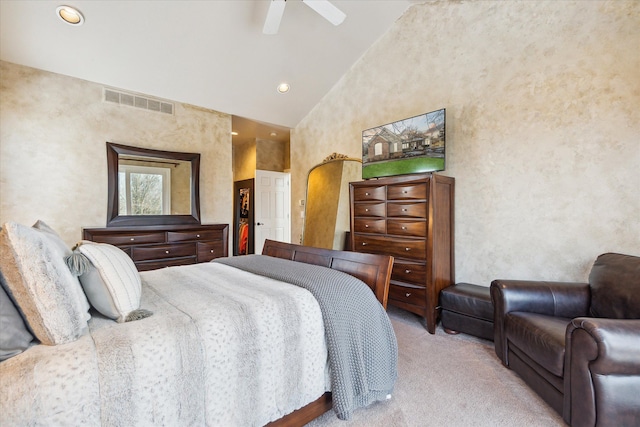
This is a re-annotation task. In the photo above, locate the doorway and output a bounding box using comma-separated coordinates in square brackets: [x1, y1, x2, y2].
[233, 178, 255, 255]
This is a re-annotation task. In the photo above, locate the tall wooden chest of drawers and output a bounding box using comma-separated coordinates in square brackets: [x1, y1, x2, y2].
[83, 224, 229, 271]
[350, 173, 454, 334]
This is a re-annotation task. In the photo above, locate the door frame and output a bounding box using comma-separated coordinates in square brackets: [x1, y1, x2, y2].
[233, 178, 255, 255]
[254, 170, 291, 254]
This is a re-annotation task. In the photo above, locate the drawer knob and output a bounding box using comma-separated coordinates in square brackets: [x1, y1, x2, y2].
[210, 250, 214, 253]
[402, 208, 407, 212]
[405, 269, 411, 274]
[403, 190, 408, 194]
[165, 250, 170, 254]
[130, 237, 135, 241]
[405, 292, 412, 297]
[196, 234, 200, 238]
[365, 224, 369, 228]
[365, 208, 369, 212]
[365, 192, 369, 196]
[401, 226, 407, 230]
[405, 247, 410, 251]
[362, 242, 367, 246]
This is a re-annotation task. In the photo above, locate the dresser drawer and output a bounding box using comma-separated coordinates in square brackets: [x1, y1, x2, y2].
[353, 186, 386, 201]
[384, 239, 426, 260]
[392, 259, 427, 284]
[387, 183, 427, 200]
[387, 219, 426, 237]
[388, 283, 426, 307]
[387, 202, 426, 218]
[132, 243, 196, 262]
[197, 241, 225, 262]
[90, 232, 165, 246]
[353, 218, 386, 234]
[117, 246, 132, 257]
[353, 202, 386, 217]
[354, 235, 425, 260]
[136, 257, 197, 271]
[167, 230, 222, 242]
[353, 234, 388, 255]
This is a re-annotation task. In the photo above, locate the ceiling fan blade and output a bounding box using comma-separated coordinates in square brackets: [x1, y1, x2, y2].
[302, 0, 346, 26]
[263, 0, 287, 35]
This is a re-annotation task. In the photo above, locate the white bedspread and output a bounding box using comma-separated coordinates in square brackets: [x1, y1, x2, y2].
[0, 262, 329, 426]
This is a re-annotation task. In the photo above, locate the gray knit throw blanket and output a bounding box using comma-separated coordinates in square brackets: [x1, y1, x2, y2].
[214, 255, 398, 420]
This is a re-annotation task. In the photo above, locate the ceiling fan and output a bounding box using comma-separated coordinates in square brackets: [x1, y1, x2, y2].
[263, 0, 346, 35]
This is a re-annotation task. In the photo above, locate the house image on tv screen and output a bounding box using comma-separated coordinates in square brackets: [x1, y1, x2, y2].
[361, 108, 445, 179]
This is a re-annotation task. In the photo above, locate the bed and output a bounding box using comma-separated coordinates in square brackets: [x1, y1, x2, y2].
[0, 220, 397, 427]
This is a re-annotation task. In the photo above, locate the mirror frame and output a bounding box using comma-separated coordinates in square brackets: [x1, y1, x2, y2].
[106, 142, 201, 227]
[302, 153, 361, 249]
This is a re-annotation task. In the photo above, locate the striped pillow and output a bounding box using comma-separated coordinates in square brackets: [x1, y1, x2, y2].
[78, 242, 142, 322]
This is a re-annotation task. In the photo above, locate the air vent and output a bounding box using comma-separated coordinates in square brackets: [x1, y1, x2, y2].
[104, 88, 174, 115]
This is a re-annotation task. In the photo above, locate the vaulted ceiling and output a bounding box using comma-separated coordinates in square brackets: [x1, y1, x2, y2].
[0, 0, 414, 135]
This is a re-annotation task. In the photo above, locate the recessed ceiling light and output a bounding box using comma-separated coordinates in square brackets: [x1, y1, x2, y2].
[277, 83, 290, 94]
[231, 131, 239, 136]
[56, 5, 84, 25]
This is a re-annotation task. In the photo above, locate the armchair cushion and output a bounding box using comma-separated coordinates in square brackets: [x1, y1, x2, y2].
[589, 253, 640, 319]
[507, 312, 570, 377]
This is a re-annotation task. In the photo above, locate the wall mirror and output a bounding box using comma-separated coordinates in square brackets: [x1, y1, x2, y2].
[106, 142, 201, 226]
[302, 154, 361, 250]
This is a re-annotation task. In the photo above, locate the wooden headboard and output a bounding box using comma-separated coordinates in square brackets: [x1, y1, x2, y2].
[262, 239, 393, 309]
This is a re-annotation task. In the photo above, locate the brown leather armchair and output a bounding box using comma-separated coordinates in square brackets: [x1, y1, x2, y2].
[491, 253, 640, 427]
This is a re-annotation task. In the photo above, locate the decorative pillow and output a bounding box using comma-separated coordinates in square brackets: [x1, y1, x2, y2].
[0, 270, 35, 361]
[32, 220, 69, 252]
[32, 220, 91, 323]
[0, 222, 89, 345]
[77, 242, 147, 322]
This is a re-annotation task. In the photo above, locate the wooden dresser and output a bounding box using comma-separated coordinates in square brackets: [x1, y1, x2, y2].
[83, 224, 229, 271]
[349, 173, 454, 334]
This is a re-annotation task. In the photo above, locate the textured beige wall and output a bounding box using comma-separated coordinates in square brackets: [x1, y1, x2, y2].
[0, 61, 233, 246]
[256, 139, 286, 172]
[291, 1, 640, 284]
[233, 138, 286, 182]
[233, 140, 257, 181]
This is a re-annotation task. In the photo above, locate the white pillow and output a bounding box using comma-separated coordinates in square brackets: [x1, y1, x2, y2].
[32, 220, 91, 323]
[78, 242, 142, 322]
[0, 222, 89, 345]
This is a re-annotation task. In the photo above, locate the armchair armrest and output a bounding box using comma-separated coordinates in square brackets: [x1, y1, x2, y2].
[564, 318, 640, 427]
[490, 280, 590, 365]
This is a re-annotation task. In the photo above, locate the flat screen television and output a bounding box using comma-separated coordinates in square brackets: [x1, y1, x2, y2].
[362, 108, 445, 179]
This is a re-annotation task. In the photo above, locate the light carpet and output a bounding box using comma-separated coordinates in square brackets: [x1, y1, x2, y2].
[306, 306, 565, 426]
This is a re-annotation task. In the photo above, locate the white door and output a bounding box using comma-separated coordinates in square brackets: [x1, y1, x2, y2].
[254, 170, 291, 254]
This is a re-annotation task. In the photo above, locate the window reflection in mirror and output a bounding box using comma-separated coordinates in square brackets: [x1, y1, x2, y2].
[117, 155, 191, 215]
[118, 165, 168, 215]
